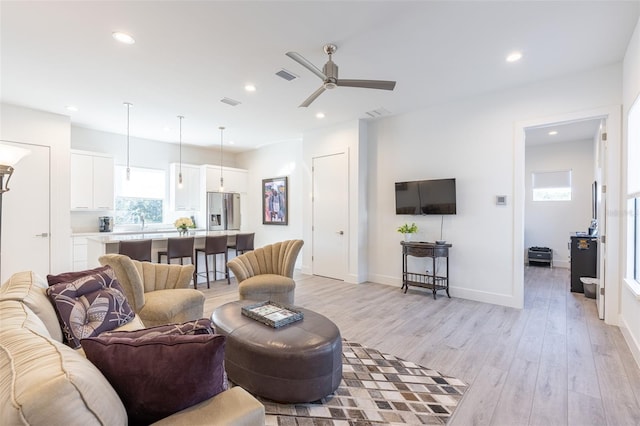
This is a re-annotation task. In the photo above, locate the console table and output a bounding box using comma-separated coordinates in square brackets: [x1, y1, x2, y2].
[401, 241, 452, 299]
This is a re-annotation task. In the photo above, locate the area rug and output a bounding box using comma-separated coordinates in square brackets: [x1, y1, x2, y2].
[258, 340, 468, 425]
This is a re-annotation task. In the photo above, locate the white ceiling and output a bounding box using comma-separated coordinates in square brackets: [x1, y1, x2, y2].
[1, 1, 638, 153]
[525, 118, 603, 146]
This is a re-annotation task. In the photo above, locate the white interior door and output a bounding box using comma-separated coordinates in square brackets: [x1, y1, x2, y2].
[312, 153, 348, 280]
[1, 141, 50, 282]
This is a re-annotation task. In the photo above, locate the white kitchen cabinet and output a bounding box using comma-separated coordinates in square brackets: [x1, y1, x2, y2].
[70, 151, 114, 210]
[205, 165, 248, 193]
[170, 163, 201, 211]
[71, 237, 88, 271]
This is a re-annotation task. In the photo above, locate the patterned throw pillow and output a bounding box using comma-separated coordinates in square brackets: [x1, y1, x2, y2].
[47, 265, 111, 286]
[46, 266, 135, 349]
[82, 332, 227, 425]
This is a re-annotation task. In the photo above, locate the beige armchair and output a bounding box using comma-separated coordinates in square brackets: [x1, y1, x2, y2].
[227, 239, 303, 304]
[99, 254, 204, 327]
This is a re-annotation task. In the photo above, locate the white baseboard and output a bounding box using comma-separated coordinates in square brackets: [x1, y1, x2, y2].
[619, 314, 640, 370]
[367, 273, 520, 308]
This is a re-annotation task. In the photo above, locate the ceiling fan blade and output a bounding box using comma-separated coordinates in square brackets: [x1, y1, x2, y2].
[299, 86, 326, 108]
[286, 52, 327, 81]
[337, 79, 397, 90]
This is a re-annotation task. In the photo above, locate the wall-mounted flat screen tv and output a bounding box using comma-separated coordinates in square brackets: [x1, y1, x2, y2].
[395, 178, 457, 215]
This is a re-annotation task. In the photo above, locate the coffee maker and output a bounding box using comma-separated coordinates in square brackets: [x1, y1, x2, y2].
[98, 216, 113, 232]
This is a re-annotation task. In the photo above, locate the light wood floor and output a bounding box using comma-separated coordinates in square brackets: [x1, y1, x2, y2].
[196, 266, 640, 425]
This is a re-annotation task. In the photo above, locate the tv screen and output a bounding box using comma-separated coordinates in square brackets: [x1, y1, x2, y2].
[395, 178, 456, 215]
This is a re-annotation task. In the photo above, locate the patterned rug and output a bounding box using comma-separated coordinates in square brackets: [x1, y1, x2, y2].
[259, 340, 468, 425]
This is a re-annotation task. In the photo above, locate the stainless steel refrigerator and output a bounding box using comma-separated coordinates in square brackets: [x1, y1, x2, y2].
[207, 192, 241, 231]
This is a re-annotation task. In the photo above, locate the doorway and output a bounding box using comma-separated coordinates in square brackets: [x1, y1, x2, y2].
[515, 105, 621, 324]
[312, 152, 348, 280]
[0, 140, 50, 282]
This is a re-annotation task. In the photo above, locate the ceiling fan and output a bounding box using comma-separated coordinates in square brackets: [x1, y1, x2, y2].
[286, 44, 397, 107]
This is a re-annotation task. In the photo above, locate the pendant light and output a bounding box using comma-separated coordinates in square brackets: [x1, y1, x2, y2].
[178, 115, 184, 188]
[124, 102, 133, 180]
[219, 126, 225, 192]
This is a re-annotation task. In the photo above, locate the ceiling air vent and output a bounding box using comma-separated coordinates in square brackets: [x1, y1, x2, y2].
[276, 69, 298, 81]
[220, 97, 241, 107]
[365, 107, 391, 118]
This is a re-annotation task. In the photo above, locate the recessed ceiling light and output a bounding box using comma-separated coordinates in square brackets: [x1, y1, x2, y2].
[316, 112, 325, 119]
[506, 51, 522, 63]
[112, 31, 135, 45]
[245, 84, 256, 92]
[548, 130, 558, 135]
[65, 105, 78, 112]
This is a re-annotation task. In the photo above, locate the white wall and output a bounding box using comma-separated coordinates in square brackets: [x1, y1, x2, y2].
[524, 139, 595, 268]
[72, 126, 234, 169]
[235, 140, 303, 250]
[620, 17, 640, 367]
[301, 120, 368, 283]
[367, 63, 622, 308]
[0, 103, 71, 274]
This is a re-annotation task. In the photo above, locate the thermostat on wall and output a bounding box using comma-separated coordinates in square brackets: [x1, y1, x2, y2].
[496, 195, 507, 205]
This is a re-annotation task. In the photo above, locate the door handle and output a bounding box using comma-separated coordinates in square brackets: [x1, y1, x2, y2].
[35, 233, 49, 238]
[337, 231, 344, 235]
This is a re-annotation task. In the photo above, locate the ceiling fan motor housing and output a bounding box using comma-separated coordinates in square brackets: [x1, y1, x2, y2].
[323, 60, 338, 89]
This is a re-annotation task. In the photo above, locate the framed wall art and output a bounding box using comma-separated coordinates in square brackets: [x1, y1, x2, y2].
[263, 176, 288, 225]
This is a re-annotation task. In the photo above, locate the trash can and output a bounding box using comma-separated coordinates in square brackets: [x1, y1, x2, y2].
[580, 277, 598, 299]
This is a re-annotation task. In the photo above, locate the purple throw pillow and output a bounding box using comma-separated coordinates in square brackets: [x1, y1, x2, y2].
[100, 318, 216, 340]
[46, 266, 135, 349]
[82, 333, 227, 425]
[47, 265, 111, 286]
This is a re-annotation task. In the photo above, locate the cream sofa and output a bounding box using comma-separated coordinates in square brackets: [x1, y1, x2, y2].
[0, 271, 265, 425]
[227, 239, 303, 304]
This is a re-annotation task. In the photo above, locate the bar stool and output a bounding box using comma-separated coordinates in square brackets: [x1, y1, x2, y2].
[194, 235, 230, 288]
[228, 233, 255, 257]
[118, 239, 152, 262]
[157, 237, 196, 287]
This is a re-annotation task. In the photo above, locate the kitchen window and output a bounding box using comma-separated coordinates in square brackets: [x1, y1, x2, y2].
[114, 166, 166, 225]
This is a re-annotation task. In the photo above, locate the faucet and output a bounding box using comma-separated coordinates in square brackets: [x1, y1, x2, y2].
[139, 213, 145, 231]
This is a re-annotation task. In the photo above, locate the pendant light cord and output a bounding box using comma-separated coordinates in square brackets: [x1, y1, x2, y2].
[124, 102, 132, 180]
[219, 126, 225, 191]
[178, 116, 184, 185]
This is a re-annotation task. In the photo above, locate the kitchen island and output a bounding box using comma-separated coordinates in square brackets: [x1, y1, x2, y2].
[86, 230, 240, 269]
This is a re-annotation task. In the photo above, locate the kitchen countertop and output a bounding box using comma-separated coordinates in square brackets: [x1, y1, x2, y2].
[86, 229, 239, 244]
[72, 228, 208, 237]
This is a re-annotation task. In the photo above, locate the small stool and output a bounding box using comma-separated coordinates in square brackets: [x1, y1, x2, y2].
[195, 235, 230, 288]
[118, 239, 152, 262]
[157, 237, 196, 287]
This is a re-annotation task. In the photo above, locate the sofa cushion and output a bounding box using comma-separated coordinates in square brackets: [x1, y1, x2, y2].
[0, 299, 128, 425]
[82, 332, 227, 425]
[0, 271, 63, 342]
[46, 266, 135, 348]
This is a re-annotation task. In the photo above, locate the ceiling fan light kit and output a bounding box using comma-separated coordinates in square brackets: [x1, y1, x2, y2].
[286, 43, 396, 107]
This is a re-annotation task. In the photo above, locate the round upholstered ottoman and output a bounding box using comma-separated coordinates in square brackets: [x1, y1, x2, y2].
[211, 300, 342, 403]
